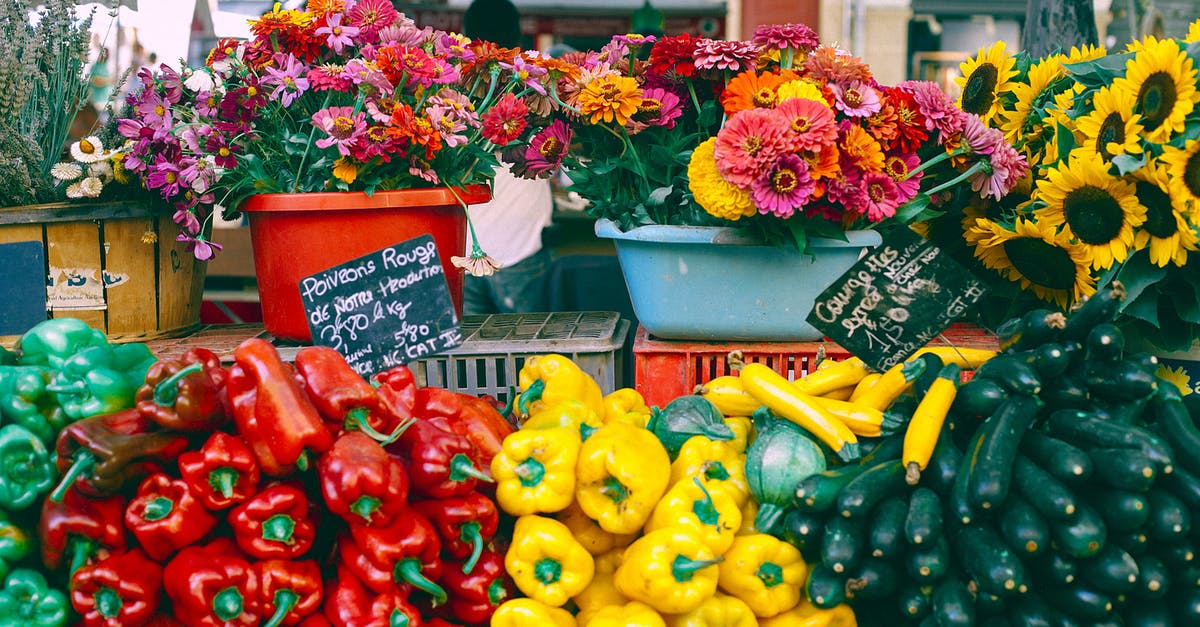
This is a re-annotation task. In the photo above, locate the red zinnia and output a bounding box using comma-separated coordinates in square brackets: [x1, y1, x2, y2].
[480, 93, 529, 145]
[647, 34, 698, 79]
[884, 87, 929, 154]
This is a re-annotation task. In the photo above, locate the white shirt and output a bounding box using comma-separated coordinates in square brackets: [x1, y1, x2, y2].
[467, 165, 554, 267]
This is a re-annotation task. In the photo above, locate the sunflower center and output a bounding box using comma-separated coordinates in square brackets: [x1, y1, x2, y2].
[1062, 185, 1124, 244]
[1183, 150, 1200, 199]
[843, 88, 863, 108]
[753, 88, 778, 108]
[743, 136, 764, 155]
[1003, 237, 1078, 290]
[961, 63, 999, 116]
[792, 116, 811, 133]
[1135, 181, 1179, 238]
[772, 168, 798, 193]
[1097, 113, 1126, 159]
[1137, 72, 1177, 131]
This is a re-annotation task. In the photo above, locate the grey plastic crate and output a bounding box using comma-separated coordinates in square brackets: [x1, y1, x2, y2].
[410, 311, 629, 403]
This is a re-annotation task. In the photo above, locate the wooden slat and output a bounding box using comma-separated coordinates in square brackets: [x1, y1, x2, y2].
[101, 217, 158, 336]
[156, 217, 206, 335]
[45, 221, 105, 330]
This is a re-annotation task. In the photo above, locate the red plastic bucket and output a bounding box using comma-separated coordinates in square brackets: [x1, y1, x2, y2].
[240, 185, 492, 342]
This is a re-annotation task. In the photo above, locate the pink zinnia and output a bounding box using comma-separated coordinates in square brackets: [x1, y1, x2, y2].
[860, 172, 901, 221]
[307, 64, 352, 91]
[773, 98, 838, 152]
[316, 14, 360, 55]
[960, 114, 1004, 155]
[501, 55, 549, 95]
[348, 0, 399, 38]
[693, 39, 760, 73]
[900, 80, 968, 136]
[428, 107, 469, 147]
[752, 23, 819, 54]
[427, 90, 480, 127]
[825, 177, 868, 217]
[971, 142, 1028, 200]
[342, 59, 392, 93]
[480, 93, 529, 145]
[714, 108, 792, 188]
[365, 96, 401, 124]
[884, 152, 922, 201]
[313, 106, 367, 156]
[638, 87, 684, 129]
[751, 153, 816, 218]
[524, 119, 572, 176]
[832, 81, 881, 118]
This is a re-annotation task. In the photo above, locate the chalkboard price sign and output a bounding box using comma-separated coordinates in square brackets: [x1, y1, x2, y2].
[300, 234, 462, 376]
[0, 241, 48, 336]
[806, 228, 989, 372]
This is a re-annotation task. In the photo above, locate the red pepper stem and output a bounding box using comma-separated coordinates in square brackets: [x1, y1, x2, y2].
[352, 413, 412, 445]
[449, 454, 493, 484]
[460, 522, 484, 574]
[49, 452, 95, 503]
[153, 362, 204, 406]
[394, 558, 448, 606]
[261, 589, 300, 627]
[517, 379, 545, 416]
[210, 467, 239, 500]
[349, 496, 382, 523]
[67, 537, 96, 577]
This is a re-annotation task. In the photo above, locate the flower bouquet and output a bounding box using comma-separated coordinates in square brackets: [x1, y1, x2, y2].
[118, 0, 559, 262]
[920, 26, 1200, 351]
[504, 24, 1027, 252]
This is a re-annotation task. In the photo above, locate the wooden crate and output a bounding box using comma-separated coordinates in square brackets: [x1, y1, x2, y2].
[0, 201, 207, 343]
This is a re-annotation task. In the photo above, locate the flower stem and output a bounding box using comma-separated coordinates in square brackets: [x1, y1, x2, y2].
[922, 160, 989, 197]
[291, 92, 333, 192]
[906, 147, 968, 180]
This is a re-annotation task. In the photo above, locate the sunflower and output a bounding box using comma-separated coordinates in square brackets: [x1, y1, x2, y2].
[1033, 149, 1145, 269]
[1189, 18, 1200, 43]
[956, 41, 1019, 124]
[1157, 364, 1193, 395]
[1062, 44, 1107, 64]
[1074, 86, 1144, 162]
[1162, 138, 1200, 214]
[1112, 37, 1200, 143]
[1000, 56, 1064, 145]
[1131, 164, 1199, 267]
[970, 216, 1096, 307]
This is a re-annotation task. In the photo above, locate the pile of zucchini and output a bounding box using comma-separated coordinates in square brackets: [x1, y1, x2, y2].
[776, 282, 1200, 626]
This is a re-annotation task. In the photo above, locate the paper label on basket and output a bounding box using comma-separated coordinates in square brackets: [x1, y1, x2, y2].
[806, 228, 989, 372]
[299, 234, 463, 376]
[0, 241, 49, 335]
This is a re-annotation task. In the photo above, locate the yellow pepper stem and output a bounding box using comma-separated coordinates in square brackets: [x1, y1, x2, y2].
[515, 458, 546, 487]
[518, 379, 546, 416]
[703, 461, 730, 481]
[691, 478, 722, 529]
[534, 558, 563, 584]
[600, 477, 629, 504]
[757, 562, 785, 588]
[672, 555, 724, 582]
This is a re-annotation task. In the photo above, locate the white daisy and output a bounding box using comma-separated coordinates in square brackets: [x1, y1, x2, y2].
[51, 162, 83, 182]
[65, 182, 85, 198]
[70, 136, 107, 163]
[88, 160, 114, 183]
[79, 177, 103, 198]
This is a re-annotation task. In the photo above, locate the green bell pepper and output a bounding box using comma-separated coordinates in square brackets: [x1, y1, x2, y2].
[15, 319, 107, 370]
[0, 348, 16, 367]
[0, 366, 70, 444]
[0, 425, 56, 511]
[46, 344, 156, 420]
[0, 568, 68, 627]
[0, 510, 32, 580]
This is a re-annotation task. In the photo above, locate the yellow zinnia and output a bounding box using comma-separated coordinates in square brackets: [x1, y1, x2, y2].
[688, 137, 756, 221]
[1112, 37, 1200, 143]
[1131, 163, 1199, 267]
[956, 41, 1019, 124]
[1075, 86, 1144, 161]
[577, 75, 643, 126]
[776, 80, 829, 106]
[970, 216, 1096, 308]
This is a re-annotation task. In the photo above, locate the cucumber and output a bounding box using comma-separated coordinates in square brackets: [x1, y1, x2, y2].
[867, 495, 909, 559]
[952, 377, 1010, 421]
[1013, 453, 1079, 521]
[1033, 551, 1078, 586]
[957, 523, 1029, 596]
[1045, 583, 1114, 621]
[968, 395, 1040, 512]
[997, 308, 1066, 352]
[905, 487, 943, 546]
[1023, 342, 1072, 378]
[843, 557, 898, 603]
[1045, 408, 1175, 473]
[1089, 489, 1150, 532]
[999, 492, 1050, 556]
[1062, 281, 1126, 342]
[1050, 501, 1107, 559]
[922, 426, 963, 495]
[1020, 430, 1094, 485]
[1039, 373, 1090, 410]
[907, 536, 950, 583]
[1080, 542, 1140, 595]
[1154, 386, 1200, 476]
[1085, 360, 1159, 402]
[1146, 488, 1192, 542]
[898, 583, 933, 621]
[805, 563, 847, 608]
[1085, 322, 1125, 361]
[1130, 554, 1169, 600]
[795, 464, 868, 512]
[837, 459, 907, 519]
[1163, 466, 1200, 511]
[931, 577, 976, 627]
[1113, 529, 1150, 556]
[1089, 447, 1158, 492]
[974, 354, 1043, 395]
[821, 516, 866, 574]
[1122, 602, 1174, 627]
[780, 507, 826, 561]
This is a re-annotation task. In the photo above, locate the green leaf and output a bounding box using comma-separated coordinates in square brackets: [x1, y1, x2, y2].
[646, 185, 673, 207]
[1115, 251, 1169, 309]
[1056, 123, 1076, 162]
[786, 220, 809, 255]
[1111, 154, 1147, 176]
[1122, 289, 1161, 326]
[893, 194, 932, 224]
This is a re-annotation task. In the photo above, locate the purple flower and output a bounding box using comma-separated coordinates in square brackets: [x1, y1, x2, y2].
[172, 208, 201, 235]
[193, 90, 220, 117]
[137, 91, 174, 137]
[961, 114, 1004, 155]
[832, 81, 881, 118]
[313, 106, 367, 156]
[500, 55, 549, 95]
[117, 118, 148, 140]
[753, 23, 819, 53]
[179, 156, 217, 193]
[523, 119, 571, 176]
[599, 39, 630, 63]
[316, 13, 361, 55]
[693, 39, 759, 72]
[146, 155, 184, 198]
[900, 80, 968, 136]
[971, 142, 1028, 200]
[176, 231, 222, 261]
[179, 124, 213, 153]
[262, 53, 311, 107]
[155, 63, 185, 104]
[751, 153, 815, 218]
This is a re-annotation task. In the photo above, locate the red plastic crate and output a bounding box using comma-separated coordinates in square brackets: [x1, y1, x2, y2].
[633, 323, 998, 407]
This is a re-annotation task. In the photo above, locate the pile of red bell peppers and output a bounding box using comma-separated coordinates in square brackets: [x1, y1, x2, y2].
[45, 337, 517, 627]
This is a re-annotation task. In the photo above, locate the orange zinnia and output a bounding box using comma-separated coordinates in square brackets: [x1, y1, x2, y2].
[577, 75, 642, 125]
[840, 125, 885, 173]
[721, 70, 798, 116]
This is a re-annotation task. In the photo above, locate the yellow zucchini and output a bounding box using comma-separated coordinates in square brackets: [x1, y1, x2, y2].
[911, 347, 996, 370]
[902, 364, 962, 484]
[822, 386, 856, 401]
[848, 373, 883, 402]
[854, 359, 928, 412]
[795, 357, 871, 397]
[811, 396, 904, 438]
[740, 363, 861, 462]
[697, 375, 762, 417]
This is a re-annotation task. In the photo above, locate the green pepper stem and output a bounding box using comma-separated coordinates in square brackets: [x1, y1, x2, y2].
[449, 454, 493, 484]
[94, 586, 123, 619]
[487, 578, 509, 606]
[755, 503, 785, 534]
[295, 452, 310, 472]
[704, 461, 730, 481]
[49, 452, 95, 503]
[690, 477, 722, 529]
[514, 458, 546, 488]
[212, 586, 245, 622]
[152, 363, 203, 406]
[350, 495, 382, 523]
[353, 413, 413, 445]
[261, 589, 299, 627]
[67, 537, 96, 577]
[533, 558, 563, 585]
[517, 379, 545, 416]
[390, 609, 412, 627]
[262, 514, 296, 544]
[460, 522, 484, 574]
[671, 555, 724, 582]
[209, 467, 239, 500]
[757, 562, 785, 588]
[394, 558, 448, 605]
[600, 477, 629, 504]
[141, 496, 175, 522]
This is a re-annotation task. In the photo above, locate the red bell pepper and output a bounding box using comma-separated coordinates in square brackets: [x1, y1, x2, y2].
[413, 388, 511, 468]
[371, 365, 417, 432]
[145, 614, 185, 627]
[439, 550, 511, 625]
[317, 431, 409, 527]
[423, 620, 462, 627]
[164, 539, 260, 627]
[294, 346, 399, 437]
[135, 348, 229, 432]
[298, 615, 331, 627]
[227, 338, 333, 476]
[386, 420, 492, 499]
[411, 492, 498, 574]
[38, 488, 127, 572]
[124, 473, 218, 561]
[257, 559, 323, 627]
[229, 482, 317, 559]
[50, 409, 190, 501]
[324, 566, 424, 627]
[177, 431, 261, 510]
[70, 548, 163, 627]
[343, 511, 446, 603]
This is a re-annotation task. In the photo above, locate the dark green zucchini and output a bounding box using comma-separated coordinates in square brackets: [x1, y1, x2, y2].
[1130, 554, 1169, 600]
[968, 395, 1040, 512]
[795, 464, 868, 512]
[1080, 542, 1140, 595]
[1146, 488, 1192, 542]
[1050, 501, 1107, 559]
[843, 557, 897, 603]
[860, 432, 906, 465]
[1122, 602, 1174, 627]
[1062, 281, 1126, 342]
[1085, 322, 1125, 361]
[1089, 489, 1150, 532]
[1113, 529, 1150, 556]
[952, 377, 1010, 421]
[897, 583, 933, 621]
[1045, 583, 1114, 622]
[997, 308, 1067, 352]
[957, 523, 1029, 596]
[1008, 593, 1075, 627]
[1085, 360, 1159, 402]
[911, 352, 945, 398]
[780, 507, 826, 561]
[949, 424, 986, 526]
[1171, 588, 1200, 624]
[921, 424, 963, 495]
[905, 487, 943, 546]
[1033, 551, 1078, 586]
[999, 492, 1050, 556]
[1155, 386, 1200, 476]
[1039, 372, 1090, 410]
[1020, 430, 1093, 484]
[907, 536, 950, 583]
[1179, 567, 1200, 589]
[1013, 453, 1079, 521]
[1045, 408, 1175, 472]
[1087, 395, 1151, 425]
[1157, 541, 1196, 569]
[805, 563, 847, 608]
[931, 577, 976, 627]
[1163, 466, 1200, 511]
[821, 516, 866, 574]
[1023, 342, 1072, 378]
[867, 495, 909, 560]
[837, 459, 907, 520]
[1089, 447, 1158, 492]
[974, 590, 1007, 617]
[974, 354, 1044, 395]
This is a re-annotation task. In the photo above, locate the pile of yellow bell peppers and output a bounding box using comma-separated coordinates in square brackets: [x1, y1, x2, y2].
[488, 354, 858, 627]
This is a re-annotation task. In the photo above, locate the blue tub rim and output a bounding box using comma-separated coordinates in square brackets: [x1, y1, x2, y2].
[594, 217, 883, 248]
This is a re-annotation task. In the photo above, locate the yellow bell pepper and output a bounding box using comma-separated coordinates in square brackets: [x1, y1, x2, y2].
[758, 599, 857, 627]
[492, 598, 578, 627]
[646, 477, 742, 555]
[522, 399, 605, 439]
[669, 436, 751, 507]
[573, 549, 628, 625]
[697, 376, 762, 417]
[663, 593, 758, 627]
[556, 500, 637, 556]
[614, 528, 724, 615]
[602, 388, 652, 427]
[582, 601, 666, 627]
[518, 354, 605, 418]
[576, 422, 671, 534]
[491, 427, 580, 516]
[723, 417, 755, 454]
[717, 534, 807, 618]
[506, 515, 595, 606]
[736, 499, 759, 536]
